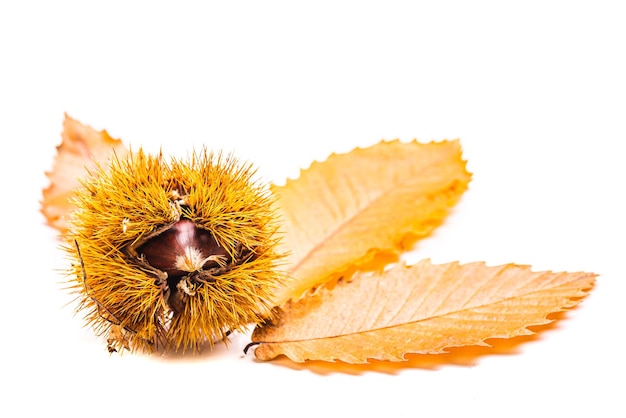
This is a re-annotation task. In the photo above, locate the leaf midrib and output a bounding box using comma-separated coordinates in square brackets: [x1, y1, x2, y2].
[261, 275, 592, 344]
[288, 166, 460, 276]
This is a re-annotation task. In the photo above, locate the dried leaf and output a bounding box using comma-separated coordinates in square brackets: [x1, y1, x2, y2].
[271, 140, 471, 304]
[251, 260, 596, 363]
[42, 114, 128, 232]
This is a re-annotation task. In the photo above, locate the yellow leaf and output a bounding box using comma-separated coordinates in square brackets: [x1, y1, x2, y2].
[41, 114, 128, 232]
[250, 260, 596, 363]
[271, 140, 471, 305]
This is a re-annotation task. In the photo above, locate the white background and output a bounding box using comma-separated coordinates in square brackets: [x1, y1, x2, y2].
[1, 1, 624, 417]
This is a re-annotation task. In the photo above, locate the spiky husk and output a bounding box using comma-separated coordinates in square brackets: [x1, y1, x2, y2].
[65, 148, 284, 353]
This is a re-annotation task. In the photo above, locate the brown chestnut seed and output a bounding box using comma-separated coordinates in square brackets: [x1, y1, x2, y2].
[137, 219, 231, 313]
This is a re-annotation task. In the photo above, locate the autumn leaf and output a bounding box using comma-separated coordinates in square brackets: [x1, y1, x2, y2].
[271, 140, 471, 305]
[41, 114, 128, 232]
[250, 260, 596, 363]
